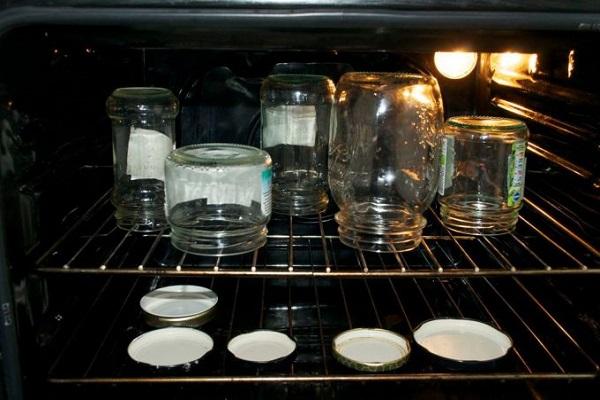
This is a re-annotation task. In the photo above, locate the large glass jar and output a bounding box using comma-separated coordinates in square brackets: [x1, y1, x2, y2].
[106, 87, 179, 232]
[329, 73, 444, 252]
[260, 74, 335, 216]
[438, 116, 529, 235]
[165, 144, 272, 256]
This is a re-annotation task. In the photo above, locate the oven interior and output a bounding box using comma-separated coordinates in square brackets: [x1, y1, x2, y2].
[0, 22, 599, 399]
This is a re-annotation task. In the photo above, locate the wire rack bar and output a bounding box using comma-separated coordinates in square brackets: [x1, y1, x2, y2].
[48, 373, 598, 384]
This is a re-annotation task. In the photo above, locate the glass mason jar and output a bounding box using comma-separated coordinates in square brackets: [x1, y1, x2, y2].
[165, 144, 272, 256]
[260, 74, 335, 216]
[329, 73, 444, 252]
[106, 87, 179, 232]
[438, 116, 528, 235]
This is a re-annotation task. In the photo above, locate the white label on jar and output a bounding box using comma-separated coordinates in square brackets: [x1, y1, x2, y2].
[168, 165, 263, 210]
[263, 105, 317, 148]
[506, 140, 527, 207]
[438, 135, 455, 196]
[261, 166, 272, 216]
[127, 127, 173, 181]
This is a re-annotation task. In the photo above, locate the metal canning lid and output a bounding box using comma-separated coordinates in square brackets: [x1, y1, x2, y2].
[413, 318, 513, 364]
[140, 285, 218, 328]
[447, 116, 527, 132]
[127, 327, 214, 368]
[227, 330, 296, 363]
[332, 328, 411, 372]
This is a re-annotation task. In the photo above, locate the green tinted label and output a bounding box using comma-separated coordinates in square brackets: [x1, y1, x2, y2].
[507, 140, 527, 207]
[438, 136, 455, 196]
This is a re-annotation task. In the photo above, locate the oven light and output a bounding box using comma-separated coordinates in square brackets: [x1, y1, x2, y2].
[434, 52, 478, 79]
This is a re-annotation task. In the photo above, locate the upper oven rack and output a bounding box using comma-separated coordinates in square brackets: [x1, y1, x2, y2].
[33, 182, 599, 278]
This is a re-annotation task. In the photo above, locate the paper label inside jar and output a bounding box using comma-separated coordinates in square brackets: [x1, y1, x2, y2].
[127, 127, 173, 181]
[167, 165, 264, 211]
[262, 105, 317, 148]
[438, 135, 455, 196]
[506, 140, 527, 207]
[261, 166, 272, 216]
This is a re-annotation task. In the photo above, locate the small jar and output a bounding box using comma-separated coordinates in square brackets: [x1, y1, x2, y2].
[165, 144, 272, 256]
[260, 74, 335, 216]
[106, 87, 179, 232]
[329, 72, 444, 252]
[438, 116, 528, 235]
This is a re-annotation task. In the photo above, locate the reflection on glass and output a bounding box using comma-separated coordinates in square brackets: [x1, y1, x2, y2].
[490, 52, 538, 88]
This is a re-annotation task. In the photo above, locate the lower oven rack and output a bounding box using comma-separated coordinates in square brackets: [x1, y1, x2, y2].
[44, 273, 598, 384]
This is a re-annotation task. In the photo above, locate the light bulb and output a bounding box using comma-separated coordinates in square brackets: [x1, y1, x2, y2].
[434, 52, 478, 79]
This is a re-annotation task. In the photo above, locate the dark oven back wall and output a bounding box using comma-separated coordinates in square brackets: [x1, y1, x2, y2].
[0, 26, 482, 258]
[2, 26, 599, 262]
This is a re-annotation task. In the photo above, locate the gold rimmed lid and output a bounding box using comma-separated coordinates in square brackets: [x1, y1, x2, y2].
[332, 328, 411, 372]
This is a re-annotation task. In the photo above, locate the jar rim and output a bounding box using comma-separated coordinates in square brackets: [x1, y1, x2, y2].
[110, 87, 175, 99]
[168, 143, 271, 167]
[339, 72, 437, 86]
[447, 116, 527, 132]
[265, 74, 333, 85]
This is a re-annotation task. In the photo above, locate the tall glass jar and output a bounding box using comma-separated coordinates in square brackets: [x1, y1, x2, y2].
[106, 87, 179, 232]
[165, 144, 272, 256]
[438, 116, 528, 235]
[329, 73, 444, 252]
[260, 74, 335, 216]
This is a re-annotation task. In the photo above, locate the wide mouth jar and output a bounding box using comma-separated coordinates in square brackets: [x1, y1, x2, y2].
[165, 143, 272, 257]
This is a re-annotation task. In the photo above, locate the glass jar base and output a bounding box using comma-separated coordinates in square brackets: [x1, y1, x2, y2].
[115, 207, 167, 232]
[170, 226, 268, 257]
[439, 199, 520, 236]
[335, 210, 426, 253]
[272, 190, 329, 216]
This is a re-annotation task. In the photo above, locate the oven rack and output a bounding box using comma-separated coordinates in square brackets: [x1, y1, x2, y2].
[33, 186, 599, 277]
[45, 272, 599, 384]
